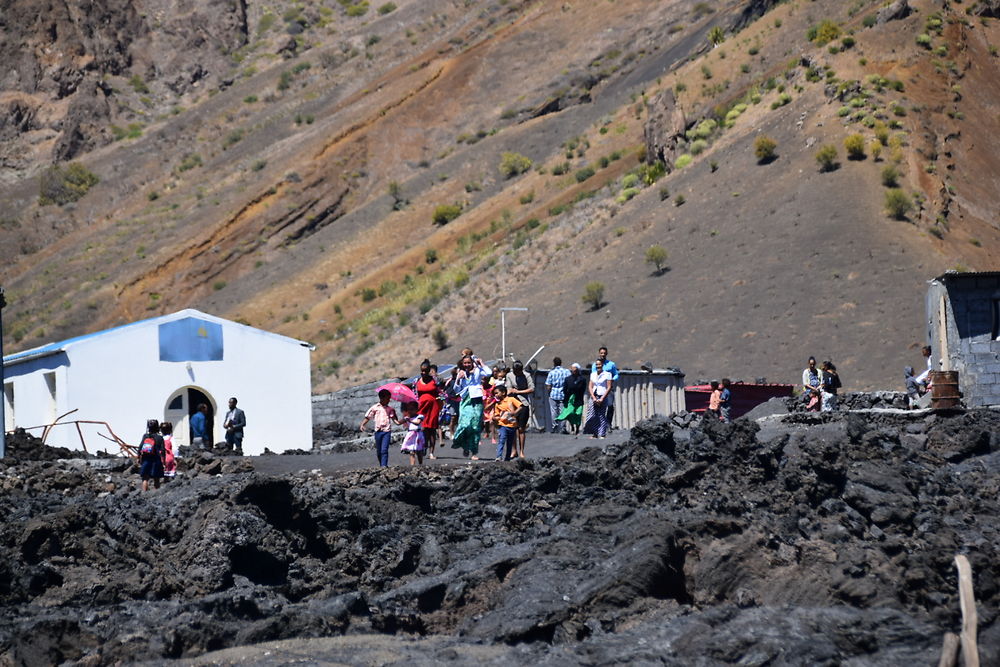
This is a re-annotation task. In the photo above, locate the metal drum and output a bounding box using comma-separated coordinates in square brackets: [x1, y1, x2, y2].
[929, 370, 961, 409]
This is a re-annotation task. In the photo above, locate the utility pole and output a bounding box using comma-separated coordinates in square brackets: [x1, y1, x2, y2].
[0, 286, 6, 459]
[499, 307, 528, 364]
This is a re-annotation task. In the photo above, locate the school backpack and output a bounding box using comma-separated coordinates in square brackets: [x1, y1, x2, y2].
[140, 436, 157, 458]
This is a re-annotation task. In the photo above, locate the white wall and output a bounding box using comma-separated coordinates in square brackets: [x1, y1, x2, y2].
[4, 315, 311, 456]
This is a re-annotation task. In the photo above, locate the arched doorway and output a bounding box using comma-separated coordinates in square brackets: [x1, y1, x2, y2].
[163, 387, 216, 448]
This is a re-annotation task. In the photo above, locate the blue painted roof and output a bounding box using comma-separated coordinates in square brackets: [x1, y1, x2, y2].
[3, 309, 312, 367]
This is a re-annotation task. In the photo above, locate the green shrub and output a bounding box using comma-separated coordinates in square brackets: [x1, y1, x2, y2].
[213, 281, 227, 291]
[551, 161, 570, 176]
[622, 173, 639, 189]
[223, 129, 244, 148]
[582, 282, 605, 310]
[499, 152, 532, 178]
[639, 161, 666, 184]
[770, 92, 791, 109]
[425, 248, 438, 264]
[361, 287, 377, 302]
[862, 14, 876, 28]
[808, 20, 841, 45]
[129, 75, 149, 94]
[432, 203, 462, 225]
[278, 71, 294, 91]
[616, 187, 640, 203]
[645, 245, 668, 273]
[686, 118, 718, 140]
[844, 134, 866, 159]
[575, 166, 595, 182]
[177, 153, 203, 172]
[916, 33, 932, 49]
[243, 95, 258, 103]
[378, 2, 396, 14]
[885, 189, 912, 220]
[674, 154, 693, 169]
[345, 2, 369, 17]
[690, 139, 708, 155]
[881, 165, 900, 187]
[674, 194, 686, 206]
[38, 162, 100, 206]
[520, 191, 534, 204]
[815, 145, 838, 172]
[432, 326, 449, 350]
[754, 135, 777, 163]
[708, 26, 725, 46]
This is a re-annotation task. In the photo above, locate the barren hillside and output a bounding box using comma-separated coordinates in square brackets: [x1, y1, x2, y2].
[2, 0, 999, 391]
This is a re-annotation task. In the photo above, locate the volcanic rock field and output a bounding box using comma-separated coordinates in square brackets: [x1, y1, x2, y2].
[2, 408, 999, 665]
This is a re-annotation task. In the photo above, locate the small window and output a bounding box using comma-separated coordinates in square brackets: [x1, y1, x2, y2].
[167, 395, 183, 410]
[44, 372, 57, 423]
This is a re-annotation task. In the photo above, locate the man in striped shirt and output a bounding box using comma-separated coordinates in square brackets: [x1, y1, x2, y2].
[545, 357, 571, 434]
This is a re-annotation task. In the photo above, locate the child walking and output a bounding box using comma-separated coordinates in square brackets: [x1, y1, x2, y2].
[491, 385, 521, 461]
[400, 401, 426, 465]
[360, 389, 401, 467]
[137, 419, 165, 492]
[707, 381, 721, 421]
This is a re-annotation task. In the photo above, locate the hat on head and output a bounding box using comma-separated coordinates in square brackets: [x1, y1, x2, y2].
[570, 362, 580, 369]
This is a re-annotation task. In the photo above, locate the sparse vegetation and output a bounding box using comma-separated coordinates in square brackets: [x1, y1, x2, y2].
[754, 136, 777, 163]
[177, 153, 203, 172]
[432, 203, 462, 225]
[645, 245, 668, 273]
[432, 326, 449, 350]
[885, 189, 912, 220]
[881, 165, 900, 187]
[674, 194, 686, 206]
[582, 282, 605, 310]
[816, 145, 838, 172]
[38, 163, 100, 206]
[844, 134, 866, 160]
[378, 2, 397, 14]
[223, 129, 245, 148]
[575, 166, 595, 183]
[499, 152, 533, 178]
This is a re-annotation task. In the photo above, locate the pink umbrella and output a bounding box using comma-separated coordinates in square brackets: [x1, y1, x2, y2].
[378, 382, 418, 403]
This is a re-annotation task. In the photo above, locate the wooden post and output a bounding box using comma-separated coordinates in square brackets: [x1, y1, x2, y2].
[937, 632, 959, 667]
[954, 555, 979, 667]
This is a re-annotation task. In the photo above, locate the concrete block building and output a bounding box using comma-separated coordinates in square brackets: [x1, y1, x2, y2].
[926, 271, 1000, 407]
[3, 309, 313, 455]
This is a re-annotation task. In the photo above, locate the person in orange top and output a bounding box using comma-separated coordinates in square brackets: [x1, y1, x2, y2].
[707, 381, 721, 421]
[491, 385, 522, 461]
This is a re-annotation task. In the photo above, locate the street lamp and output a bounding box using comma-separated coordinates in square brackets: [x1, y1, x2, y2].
[0, 286, 6, 459]
[499, 307, 528, 364]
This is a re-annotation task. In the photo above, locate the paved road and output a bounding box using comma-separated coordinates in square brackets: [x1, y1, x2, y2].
[251, 429, 631, 476]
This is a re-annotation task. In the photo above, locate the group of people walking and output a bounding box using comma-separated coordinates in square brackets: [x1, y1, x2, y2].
[361, 345, 624, 467]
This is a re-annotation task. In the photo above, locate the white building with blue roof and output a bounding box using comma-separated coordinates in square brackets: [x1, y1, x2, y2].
[2, 309, 313, 456]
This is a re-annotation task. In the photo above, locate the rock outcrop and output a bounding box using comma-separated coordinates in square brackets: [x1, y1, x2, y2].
[1, 411, 999, 664]
[643, 89, 686, 168]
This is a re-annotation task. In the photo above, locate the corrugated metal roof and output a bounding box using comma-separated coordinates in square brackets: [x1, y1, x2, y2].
[3, 309, 312, 368]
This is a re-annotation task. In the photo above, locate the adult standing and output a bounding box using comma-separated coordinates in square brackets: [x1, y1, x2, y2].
[802, 357, 821, 411]
[414, 359, 442, 459]
[597, 347, 619, 428]
[224, 397, 246, 452]
[583, 360, 613, 438]
[558, 363, 587, 436]
[505, 360, 535, 458]
[545, 357, 571, 434]
[820, 361, 841, 412]
[718, 378, 732, 423]
[451, 354, 491, 460]
[137, 419, 166, 492]
[190, 403, 209, 450]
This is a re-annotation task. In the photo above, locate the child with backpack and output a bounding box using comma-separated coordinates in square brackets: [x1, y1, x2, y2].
[399, 401, 426, 466]
[137, 419, 166, 491]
